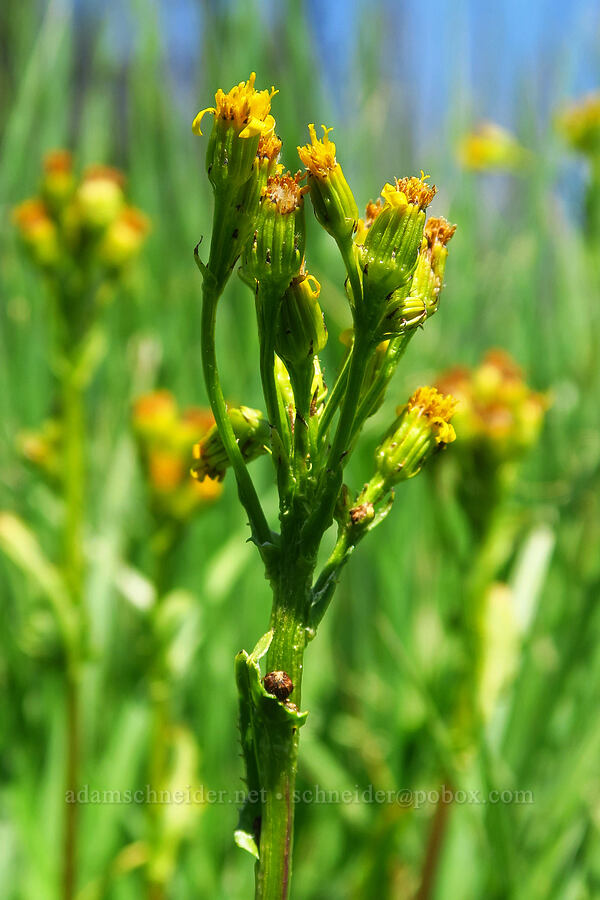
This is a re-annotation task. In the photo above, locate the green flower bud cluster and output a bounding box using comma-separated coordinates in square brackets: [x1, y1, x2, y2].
[381, 216, 456, 337]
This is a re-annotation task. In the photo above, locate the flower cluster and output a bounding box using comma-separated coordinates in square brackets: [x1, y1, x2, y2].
[435, 349, 547, 462]
[12, 150, 149, 275]
[192, 74, 459, 508]
[133, 391, 222, 520]
[192, 73, 461, 896]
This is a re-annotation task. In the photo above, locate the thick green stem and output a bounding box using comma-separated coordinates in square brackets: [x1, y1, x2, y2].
[255, 542, 314, 900]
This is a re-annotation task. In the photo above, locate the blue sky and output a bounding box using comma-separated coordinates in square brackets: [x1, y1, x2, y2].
[155, 0, 600, 141]
[92, 0, 599, 146]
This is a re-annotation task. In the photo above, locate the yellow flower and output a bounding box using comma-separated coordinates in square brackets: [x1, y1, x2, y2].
[375, 386, 457, 485]
[42, 149, 75, 209]
[256, 130, 283, 163]
[380, 173, 436, 212]
[297, 123, 358, 242]
[458, 122, 528, 172]
[192, 72, 277, 138]
[99, 206, 150, 268]
[383, 215, 457, 336]
[297, 124, 337, 179]
[406, 386, 458, 445]
[133, 391, 222, 517]
[12, 198, 60, 266]
[77, 166, 125, 229]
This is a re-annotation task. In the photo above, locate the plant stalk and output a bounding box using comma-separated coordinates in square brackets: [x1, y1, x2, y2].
[255, 538, 314, 899]
[61, 362, 85, 900]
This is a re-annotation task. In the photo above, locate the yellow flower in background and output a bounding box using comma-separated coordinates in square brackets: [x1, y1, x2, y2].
[556, 92, 600, 156]
[192, 71, 277, 138]
[458, 122, 529, 172]
[41, 149, 75, 210]
[132, 390, 178, 435]
[435, 349, 548, 459]
[99, 206, 151, 269]
[133, 391, 222, 519]
[77, 165, 125, 229]
[12, 198, 60, 267]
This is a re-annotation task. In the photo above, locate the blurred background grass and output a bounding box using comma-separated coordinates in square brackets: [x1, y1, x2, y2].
[1, 1, 600, 898]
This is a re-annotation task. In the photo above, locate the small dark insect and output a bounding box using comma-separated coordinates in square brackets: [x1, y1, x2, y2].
[263, 670, 294, 702]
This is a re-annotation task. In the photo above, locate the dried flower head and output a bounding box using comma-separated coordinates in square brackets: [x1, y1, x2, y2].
[262, 171, 309, 214]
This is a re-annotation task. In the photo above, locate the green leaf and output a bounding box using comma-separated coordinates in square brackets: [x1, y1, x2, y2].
[0, 512, 78, 652]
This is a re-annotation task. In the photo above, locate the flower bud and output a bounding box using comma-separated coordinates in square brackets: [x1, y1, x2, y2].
[376, 386, 457, 484]
[12, 199, 60, 268]
[77, 166, 125, 230]
[382, 216, 456, 337]
[234, 133, 284, 288]
[297, 124, 358, 242]
[241, 171, 307, 293]
[193, 72, 277, 192]
[275, 268, 327, 366]
[41, 149, 75, 213]
[191, 406, 270, 482]
[98, 206, 150, 269]
[357, 175, 436, 309]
